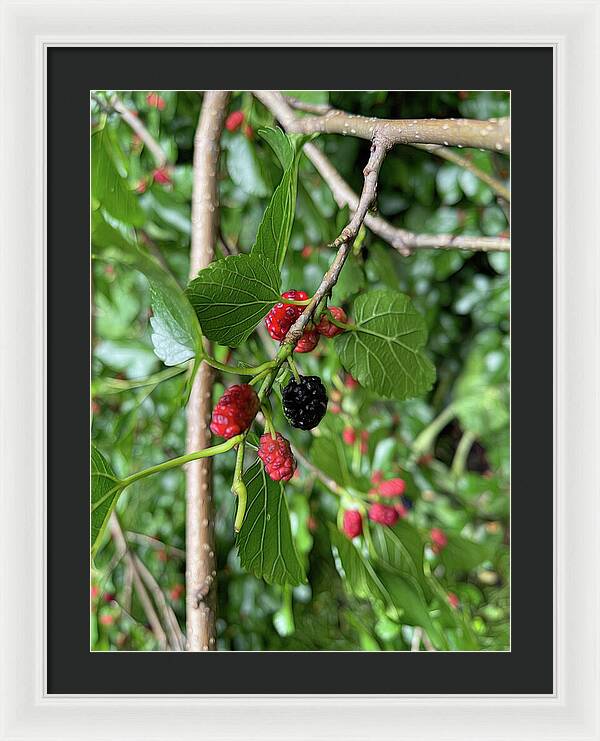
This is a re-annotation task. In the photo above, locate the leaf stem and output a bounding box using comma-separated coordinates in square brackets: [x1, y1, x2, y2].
[284, 298, 312, 306]
[451, 430, 476, 478]
[204, 357, 275, 376]
[261, 403, 277, 440]
[287, 356, 300, 382]
[411, 403, 457, 458]
[328, 317, 357, 332]
[232, 441, 248, 533]
[120, 435, 243, 489]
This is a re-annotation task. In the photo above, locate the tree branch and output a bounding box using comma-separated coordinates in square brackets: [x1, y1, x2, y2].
[255, 91, 510, 255]
[411, 143, 510, 201]
[255, 90, 510, 153]
[104, 93, 168, 168]
[185, 90, 230, 652]
[284, 136, 389, 344]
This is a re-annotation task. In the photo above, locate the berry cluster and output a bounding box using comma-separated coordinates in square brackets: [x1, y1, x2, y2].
[264, 288, 348, 355]
[264, 290, 309, 342]
[341, 474, 411, 538]
[210, 384, 260, 440]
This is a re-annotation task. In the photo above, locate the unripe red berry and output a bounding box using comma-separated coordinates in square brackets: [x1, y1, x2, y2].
[330, 403, 341, 414]
[447, 592, 460, 609]
[378, 478, 406, 498]
[152, 166, 172, 185]
[315, 306, 348, 338]
[430, 527, 448, 554]
[257, 432, 296, 482]
[135, 178, 147, 194]
[225, 110, 244, 132]
[90, 585, 99, 599]
[210, 384, 260, 439]
[342, 427, 356, 445]
[301, 245, 313, 259]
[368, 503, 400, 527]
[294, 328, 319, 353]
[264, 290, 308, 340]
[243, 124, 254, 139]
[146, 92, 166, 110]
[99, 613, 114, 626]
[342, 510, 363, 539]
[345, 374, 359, 389]
[371, 470, 384, 485]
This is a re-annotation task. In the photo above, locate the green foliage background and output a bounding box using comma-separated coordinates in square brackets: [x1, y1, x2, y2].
[91, 90, 509, 651]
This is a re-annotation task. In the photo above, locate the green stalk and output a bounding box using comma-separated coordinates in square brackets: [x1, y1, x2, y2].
[283, 298, 312, 306]
[119, 435, 243, 490]
[287, 356, 300, 382]
[232, 441, 248, 533]
[411, 403, 457, 458]
[204, 357, 275, 376]
[451, 430, 476, 478]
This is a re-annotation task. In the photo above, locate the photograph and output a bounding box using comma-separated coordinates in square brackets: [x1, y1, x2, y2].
[90, 89, 510, 653]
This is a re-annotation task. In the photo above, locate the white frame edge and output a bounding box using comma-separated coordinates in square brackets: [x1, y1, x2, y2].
[0, 1, 598, 739]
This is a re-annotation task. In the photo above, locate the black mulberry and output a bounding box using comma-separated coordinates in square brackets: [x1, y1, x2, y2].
[282, 375, 328, 430]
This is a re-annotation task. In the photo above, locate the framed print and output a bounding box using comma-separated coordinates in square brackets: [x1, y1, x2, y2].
[1, 1, 599, 740]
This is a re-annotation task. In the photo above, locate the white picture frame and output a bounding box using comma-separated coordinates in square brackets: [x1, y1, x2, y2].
[1, 1, 598, 738]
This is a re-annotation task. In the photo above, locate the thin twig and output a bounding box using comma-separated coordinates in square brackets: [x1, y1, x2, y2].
[284, 95, 332, 115]
[109, 94, 168, 167]
[108, 514, 168, 650]
[133, 554, 185, 651]
[292, 445, 347, 498]
[255, 90, 510, 153]
[254, 91, 510, 255]
[411, 143, 510, 201]
[186, 90, 230, 652]
[284, 137, 389, 344]
[126, 531, 185, 560]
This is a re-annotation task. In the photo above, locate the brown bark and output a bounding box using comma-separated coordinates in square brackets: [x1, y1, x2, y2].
[254, 90, 510, 153]
[185, 91, 230, 652]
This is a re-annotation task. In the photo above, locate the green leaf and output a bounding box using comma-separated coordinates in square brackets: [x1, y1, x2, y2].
[92, 130, 144, 226]
[438, 534, 494, 573]
[91, 445, 124, 555]
[92, 214, 205, 380]
[236, 460, 306, 586]
[259, 127, 295, 169]
[371, 520, 425, 580]
[224, 134, 269, 197]
[251, 128, 312, 270]
[329, 526, 391, 611]
[311, 436, 356, 490]
[454, 336, 509, 435]
[376, 569, 445, 648]
[185, 253, 281, 347]
[334, 290, 436, 400]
